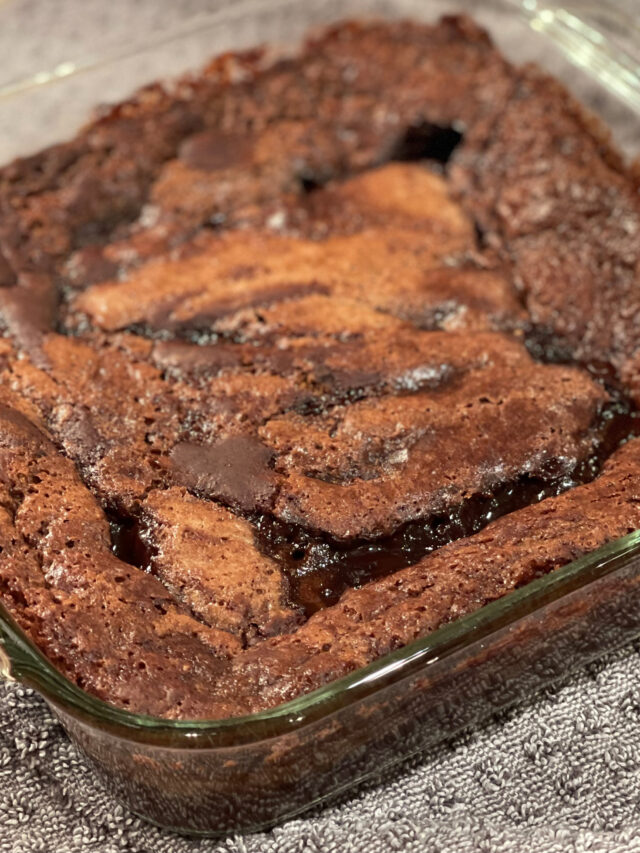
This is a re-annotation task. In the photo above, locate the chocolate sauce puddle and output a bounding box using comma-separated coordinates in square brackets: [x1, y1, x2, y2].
[109, 399, 640, 621]
[254, 398, 640, 616]
[109, 516, 155, 572]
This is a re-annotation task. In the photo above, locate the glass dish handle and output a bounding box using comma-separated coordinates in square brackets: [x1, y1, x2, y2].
[516, 0, 640, 113]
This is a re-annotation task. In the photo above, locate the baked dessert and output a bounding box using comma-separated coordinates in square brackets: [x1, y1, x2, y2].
[1, 15, 640, 719]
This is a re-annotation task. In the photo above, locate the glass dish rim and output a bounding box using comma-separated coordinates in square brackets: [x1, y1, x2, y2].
[1, 0, 639, 113]
[1, 0, 640, 745]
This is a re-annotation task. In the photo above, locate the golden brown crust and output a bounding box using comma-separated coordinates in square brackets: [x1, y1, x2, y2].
[0, 16, 639, 720]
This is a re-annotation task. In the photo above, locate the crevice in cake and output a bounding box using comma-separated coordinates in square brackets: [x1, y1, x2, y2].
[107, 511, 234, 637]
[524, 324, 581, 368]
[0, 576, 30, 613]
[390, 121, 464, 166]
[472, 220, 488, 250]
[253, 472, 561, 616]
[298, 174, 327, 194]
[523, 323, 628, 396]
[108, 515, 155, 574]
[107, 501, 304, 651]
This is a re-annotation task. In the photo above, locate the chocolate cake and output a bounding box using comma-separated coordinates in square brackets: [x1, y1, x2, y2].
[1, 15, 640, 719]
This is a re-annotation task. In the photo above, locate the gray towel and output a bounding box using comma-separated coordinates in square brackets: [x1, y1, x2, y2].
[2, 1, 640, 850]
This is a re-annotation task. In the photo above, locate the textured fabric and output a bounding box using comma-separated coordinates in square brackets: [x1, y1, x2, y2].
[2, 0, 640, 850]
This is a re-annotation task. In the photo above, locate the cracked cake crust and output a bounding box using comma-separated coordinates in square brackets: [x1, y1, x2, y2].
[0, 15, 640, 719]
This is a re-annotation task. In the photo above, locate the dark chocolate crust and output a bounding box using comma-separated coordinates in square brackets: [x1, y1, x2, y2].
[0, 16, 639, 719]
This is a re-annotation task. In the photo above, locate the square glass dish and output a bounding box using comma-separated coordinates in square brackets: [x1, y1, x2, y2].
[2, 0, 640, 836]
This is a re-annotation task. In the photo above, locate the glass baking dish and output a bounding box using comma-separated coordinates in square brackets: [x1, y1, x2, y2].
[2, 0, 640, 836]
